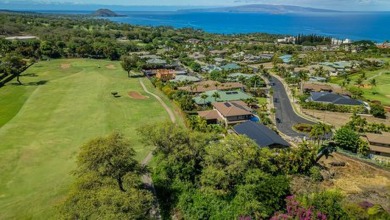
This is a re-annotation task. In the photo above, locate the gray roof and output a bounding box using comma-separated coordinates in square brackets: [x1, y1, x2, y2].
[146, 58, 167, 65]
[309, 92, 363, 106]
[233, 121, 289, 148]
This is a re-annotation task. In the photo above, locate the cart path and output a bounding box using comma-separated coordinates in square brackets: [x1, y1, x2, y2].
[139, 78, 178, 219]
[139, 78, 176, 124]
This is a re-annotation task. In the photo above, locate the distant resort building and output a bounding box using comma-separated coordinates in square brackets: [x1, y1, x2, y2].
[331, 38, 352, 45]
[193, 90, 252, 105]
[234, 121, 290, 148]
[277, 36, 296, 44]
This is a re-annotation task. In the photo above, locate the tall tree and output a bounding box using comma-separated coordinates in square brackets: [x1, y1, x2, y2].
[76, 132, 140, 192]
[59, 132, 153, 219]
[121, 55, 140, 77]
[2, 54, 26, 85]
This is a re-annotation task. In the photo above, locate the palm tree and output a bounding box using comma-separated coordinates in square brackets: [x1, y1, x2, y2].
[244, 97, 257, 107]
[370, 78, 376, 87]
[310, 122, 332, 146]
[214, 82, 220, 90]
[315, 141, 337, 163]
[355, 77, 363, 87]
[200, 93, 208, 109]
[211, 91, 220, 102]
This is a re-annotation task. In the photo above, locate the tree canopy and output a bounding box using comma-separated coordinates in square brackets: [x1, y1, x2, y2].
[59, 132, 153, 219]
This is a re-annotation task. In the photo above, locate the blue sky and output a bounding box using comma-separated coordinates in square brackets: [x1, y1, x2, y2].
[1, 0, 390, 11]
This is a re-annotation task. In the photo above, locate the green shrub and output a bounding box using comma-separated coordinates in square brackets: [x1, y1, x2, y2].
[309, 166, 323, 182]
[293, 123, 313, 133]
[371, 104, 386, 118]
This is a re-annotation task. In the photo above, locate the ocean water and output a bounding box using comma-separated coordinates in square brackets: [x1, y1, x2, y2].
[38, 10, 390, 42]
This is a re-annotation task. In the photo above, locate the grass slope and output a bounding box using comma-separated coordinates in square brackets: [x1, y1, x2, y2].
[0, 59, 178, 219]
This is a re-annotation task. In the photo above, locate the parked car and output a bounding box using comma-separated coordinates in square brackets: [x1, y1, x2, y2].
[276, 118, 281, 123]
[274, 98, 278, 103]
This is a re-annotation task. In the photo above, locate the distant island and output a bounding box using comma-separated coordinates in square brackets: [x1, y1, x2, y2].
[180, 4, 339, 14]
[92, 9, 124, 17]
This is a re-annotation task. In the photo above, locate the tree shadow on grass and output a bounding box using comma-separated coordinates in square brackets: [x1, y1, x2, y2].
[22, 73, 38, 77]
[9, 80, 48, 86]
[27, 80, 48, 86]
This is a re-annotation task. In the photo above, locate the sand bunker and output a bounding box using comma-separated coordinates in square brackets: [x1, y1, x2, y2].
[61, 63, 71, 69]
[128, 91, 148, 100]
[106, 64, 116, 70]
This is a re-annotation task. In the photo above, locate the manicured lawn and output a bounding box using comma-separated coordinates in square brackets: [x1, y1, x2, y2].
[0, 59, 180, 219]
[361, 72, 390, 105]
[257, 97, 268, 105]
[330, 60, 390, 106]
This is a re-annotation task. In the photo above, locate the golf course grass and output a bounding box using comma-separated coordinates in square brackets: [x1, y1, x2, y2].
[330, 60, 390, 106]
[0, 59, 181, 219]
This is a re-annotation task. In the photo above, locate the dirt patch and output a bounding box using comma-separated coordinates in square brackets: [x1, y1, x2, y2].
[302, 109, 390, 128]
[106, 64, 116, 70]
[292, 153, 390, 211]
[61, 63, 70, 69]
[362, 84, 372, 89]
[128, 91, 148, 100]
[321, 154, 390, 211]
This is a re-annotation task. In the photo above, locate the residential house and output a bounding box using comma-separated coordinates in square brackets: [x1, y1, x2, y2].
[364, 132, 390, 159]
[178, 80, 245, 94]
[146, 58, 167, 66]
[193, 90, 252, 105]
[307, 92, 367, 107]
[227, 73, 256, 82]
[214, 58, 226, 65]
[190, 52, 206, 60]
[173, 68, 187, 75]
[170, 75, 201, 83]
[187, 38, 202, 44]
[140, 54, 161, 60]
[233, 121, 290, 148]
[309, 76, 327, 83]
[221, 63, 241, 71]
[198, 101, 254, 126]
[156, 69, 175, 81]
[202, 65, 222, 73]
[209, 49, 228, 56]
[302, 82, 351, 96]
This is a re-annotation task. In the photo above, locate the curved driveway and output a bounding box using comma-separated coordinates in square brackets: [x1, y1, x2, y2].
[271, 76, 313, 138]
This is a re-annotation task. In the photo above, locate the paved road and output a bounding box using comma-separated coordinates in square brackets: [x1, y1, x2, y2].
[271, 76, 314, 138]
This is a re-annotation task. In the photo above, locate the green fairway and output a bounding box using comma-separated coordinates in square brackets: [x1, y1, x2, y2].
[0, 59, 180, 219]
[361, 71, 390, 105]
[330, 60, 390, 106]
